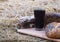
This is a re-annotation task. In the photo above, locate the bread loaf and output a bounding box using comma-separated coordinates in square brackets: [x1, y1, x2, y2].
[45, 22, 60, 39]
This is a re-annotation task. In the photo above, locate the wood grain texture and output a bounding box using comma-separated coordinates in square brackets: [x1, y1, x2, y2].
[17, 28, 60, 42]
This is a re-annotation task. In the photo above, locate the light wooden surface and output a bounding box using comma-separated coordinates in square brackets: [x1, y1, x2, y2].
[17, 28, 60, 42]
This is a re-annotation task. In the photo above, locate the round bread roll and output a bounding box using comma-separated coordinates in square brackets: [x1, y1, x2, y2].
[45, 22, 60, 39]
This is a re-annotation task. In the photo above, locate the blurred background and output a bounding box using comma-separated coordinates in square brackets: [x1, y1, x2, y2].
[0, 0, 60, 42]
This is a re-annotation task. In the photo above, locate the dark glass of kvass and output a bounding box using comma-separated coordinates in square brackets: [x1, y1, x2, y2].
[34, 8, 45, 31]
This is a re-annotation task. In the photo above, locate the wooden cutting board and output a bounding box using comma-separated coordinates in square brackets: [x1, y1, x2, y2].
[16, 28, 60, 42]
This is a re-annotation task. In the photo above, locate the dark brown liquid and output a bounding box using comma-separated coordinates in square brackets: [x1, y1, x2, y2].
[34, 10, 45, 28]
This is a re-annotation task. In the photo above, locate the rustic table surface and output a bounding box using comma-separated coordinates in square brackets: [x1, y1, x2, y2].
[16, 28, 60, 42]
